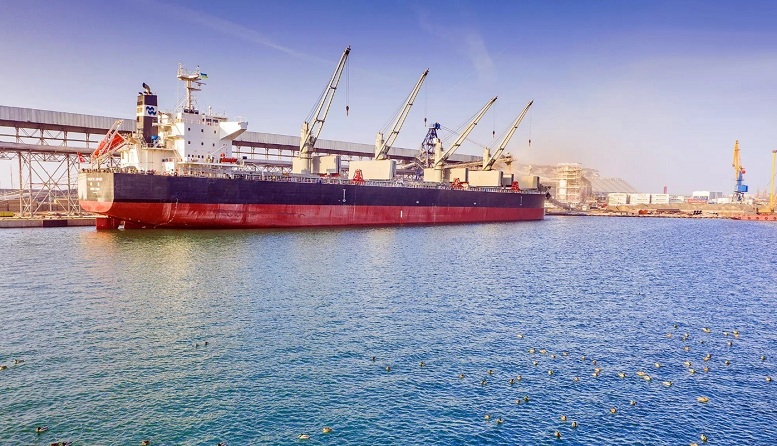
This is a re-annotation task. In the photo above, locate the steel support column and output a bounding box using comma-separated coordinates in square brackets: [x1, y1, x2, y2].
[17, 150, 81, 217]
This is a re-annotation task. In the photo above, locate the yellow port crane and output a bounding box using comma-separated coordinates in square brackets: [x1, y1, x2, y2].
[732, 140, 748, 201]
[760, 149, 777, 214]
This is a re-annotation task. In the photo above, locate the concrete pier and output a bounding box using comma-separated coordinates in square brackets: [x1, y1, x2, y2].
[0, 217, 95, 228]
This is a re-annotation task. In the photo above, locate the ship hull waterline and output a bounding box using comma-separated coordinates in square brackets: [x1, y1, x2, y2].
[78, 172, 546, 229]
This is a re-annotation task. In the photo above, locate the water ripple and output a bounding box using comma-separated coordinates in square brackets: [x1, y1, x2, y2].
[0, 218, 775, 445]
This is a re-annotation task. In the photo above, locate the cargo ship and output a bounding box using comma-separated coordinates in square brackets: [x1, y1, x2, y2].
[78, 50, 546, 229]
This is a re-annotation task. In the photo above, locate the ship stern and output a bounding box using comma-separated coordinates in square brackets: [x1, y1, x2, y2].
[78, 171, 116, 215]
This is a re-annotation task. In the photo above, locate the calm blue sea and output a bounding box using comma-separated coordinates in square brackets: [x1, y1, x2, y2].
[1, 217, 775, 445]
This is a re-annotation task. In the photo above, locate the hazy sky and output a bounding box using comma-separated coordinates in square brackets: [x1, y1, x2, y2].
[2, 0, 776, 195]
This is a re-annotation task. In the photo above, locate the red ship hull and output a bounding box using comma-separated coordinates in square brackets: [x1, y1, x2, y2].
[83, 201, 545, 229]
[79, 171, 546, 229]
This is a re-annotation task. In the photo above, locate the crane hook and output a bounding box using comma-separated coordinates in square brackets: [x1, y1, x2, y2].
[346, 105, 349, 116]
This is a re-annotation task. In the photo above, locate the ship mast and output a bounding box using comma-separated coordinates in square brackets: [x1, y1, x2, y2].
[177, 63, 205, 112]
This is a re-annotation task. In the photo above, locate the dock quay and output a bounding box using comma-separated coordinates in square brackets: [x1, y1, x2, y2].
[0, 216, 95, 228]
[547, 202, 762, 219]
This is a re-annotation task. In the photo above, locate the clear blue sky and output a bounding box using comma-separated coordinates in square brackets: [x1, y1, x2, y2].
[2, 0, 776, 195]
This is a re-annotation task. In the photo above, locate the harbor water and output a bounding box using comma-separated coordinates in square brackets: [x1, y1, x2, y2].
[1, 217, 775, 445]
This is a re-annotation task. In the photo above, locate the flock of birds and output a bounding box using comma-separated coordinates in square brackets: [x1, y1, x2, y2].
[4, 326, 772, 444]
[365, 324, 771, 444]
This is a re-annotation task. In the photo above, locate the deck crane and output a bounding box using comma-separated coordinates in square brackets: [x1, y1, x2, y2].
[295, 46, 351, 174]
[732, 140, 748, 201]
[432, 96, 498, 173]
[375, 69, 429, 160]
[482, 100, 533, 171]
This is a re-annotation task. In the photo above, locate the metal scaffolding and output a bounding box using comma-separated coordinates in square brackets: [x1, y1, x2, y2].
[556, 163, 584, 206]
[17, 150, 81, 216]
[0, 122, 100, 217]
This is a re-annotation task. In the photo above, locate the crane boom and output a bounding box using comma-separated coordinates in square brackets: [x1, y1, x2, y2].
[375, 69, 429, 160]
[732, 140, 742, 181]
[434, 96, 498, 167]
[483, 100, 533, 171]
[300, 46, 351, 158]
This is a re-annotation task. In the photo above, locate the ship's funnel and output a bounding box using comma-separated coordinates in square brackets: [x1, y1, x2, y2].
[137, 89, 158, 145]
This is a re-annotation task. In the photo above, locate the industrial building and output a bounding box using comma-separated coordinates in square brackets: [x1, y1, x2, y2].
[530, 163, 638, 208]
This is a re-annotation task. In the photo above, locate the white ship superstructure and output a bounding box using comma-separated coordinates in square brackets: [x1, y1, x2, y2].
[117, 64, 247, 174]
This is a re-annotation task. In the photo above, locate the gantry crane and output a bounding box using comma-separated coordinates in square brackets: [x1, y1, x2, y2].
[296, 46, 351, 174]
[482, 100, 533, 171]
[732, 140, 748, 201]
[375, 69, 429, 160]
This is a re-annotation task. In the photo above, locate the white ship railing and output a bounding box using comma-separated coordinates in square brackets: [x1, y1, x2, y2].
[79, 167, 546, 194]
